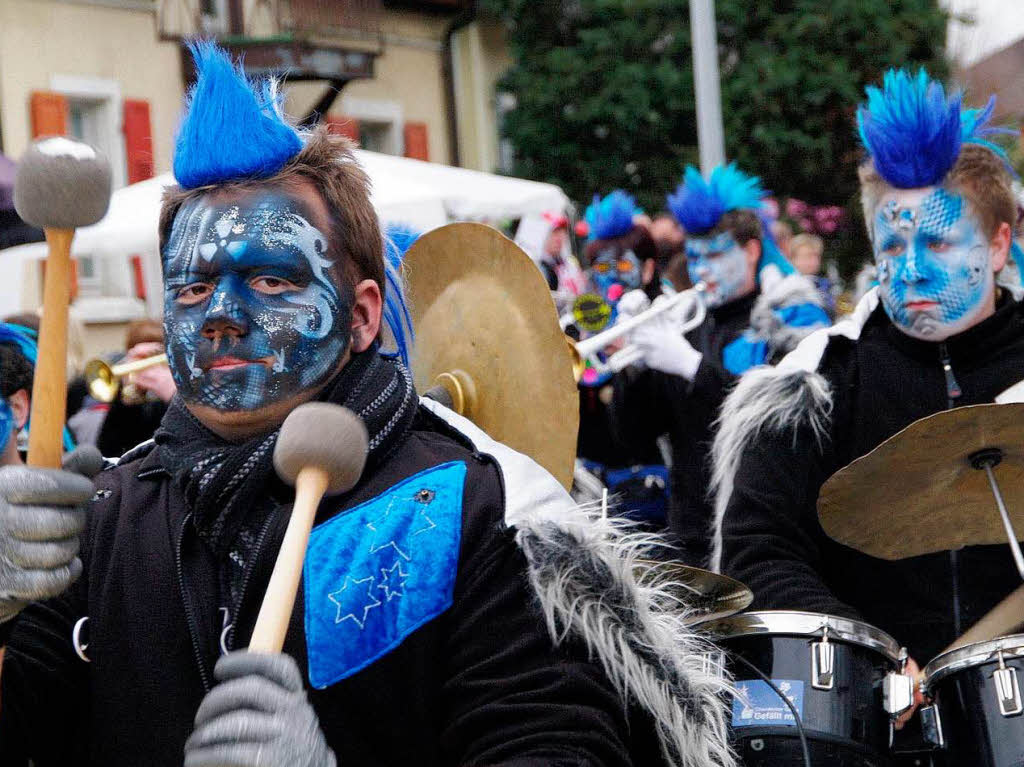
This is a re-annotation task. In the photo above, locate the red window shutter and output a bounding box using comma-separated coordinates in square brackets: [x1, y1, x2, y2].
[325, 115, 360, 144]
[403, 122, 429, 161]
[30, 91, 68, 138]
[123, 99, 154, 184]
[130, 255, 146, 300]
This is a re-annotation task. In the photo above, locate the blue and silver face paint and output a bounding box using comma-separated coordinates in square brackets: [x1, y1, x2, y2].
[685, 231, 750, 307]
[872, 186, 993, 341]
[162, 190, 350, 412]
[588, 246, 642, 304]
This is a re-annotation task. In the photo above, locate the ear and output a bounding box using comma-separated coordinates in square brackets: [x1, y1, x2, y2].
[8, 389, 29, 430]
[990, 221, 1012, 273]
[350, 278, 383, 353]
[744, 238, 762, 275]
[642, 258, 656, 285]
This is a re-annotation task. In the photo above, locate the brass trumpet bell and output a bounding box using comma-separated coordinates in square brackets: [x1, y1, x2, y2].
[84, 353, 168, 404]
[403, 223, 579, 490]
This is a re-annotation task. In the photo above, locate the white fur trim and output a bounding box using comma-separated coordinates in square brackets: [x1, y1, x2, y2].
[422, 398, 737, 767]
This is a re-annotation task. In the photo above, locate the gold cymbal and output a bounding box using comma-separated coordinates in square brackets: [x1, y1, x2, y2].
[636, 560, 753, 625]
[818, 403, 1024, 559]
[403, 223, 579, 490]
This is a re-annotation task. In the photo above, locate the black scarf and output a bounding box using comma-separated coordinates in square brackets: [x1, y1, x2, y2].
[155, 347, 418, 558]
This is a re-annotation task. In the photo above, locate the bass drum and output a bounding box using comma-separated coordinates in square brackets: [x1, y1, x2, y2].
[921, 635, 1024, 766]
[707, 611, 903, 766]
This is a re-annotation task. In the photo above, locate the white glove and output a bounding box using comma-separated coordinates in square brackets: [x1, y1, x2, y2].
[615, 289, 650, 322]
[631, 310, 703, 380]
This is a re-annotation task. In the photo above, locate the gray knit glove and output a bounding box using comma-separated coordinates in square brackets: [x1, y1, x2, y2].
[0, 446, 101, 625]
[185, 652, 337, 767]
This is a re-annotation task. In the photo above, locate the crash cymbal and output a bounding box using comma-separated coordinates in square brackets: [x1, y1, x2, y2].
[636, 560, 753, 625]
[404, 223, 579, 490]
[819, 403, 1024, 560]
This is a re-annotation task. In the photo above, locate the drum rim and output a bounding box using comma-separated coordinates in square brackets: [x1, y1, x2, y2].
[923, 635, 1024, 692]
[706, 610, 903, 662]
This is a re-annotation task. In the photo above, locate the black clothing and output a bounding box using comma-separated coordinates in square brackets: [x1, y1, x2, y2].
[615, 291, 758, 564]
[95, 398, 167, 458]
[721, 294, 1024, 663]
[0, 368, 631, 763]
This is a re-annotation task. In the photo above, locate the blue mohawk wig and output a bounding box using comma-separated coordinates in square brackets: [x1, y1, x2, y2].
[174, 42, 303, 189]
[585, 190, 637, 241]
[666, 163, 766, 235]
[381, 224, 418, 367]
[857, 69, 1006, 189]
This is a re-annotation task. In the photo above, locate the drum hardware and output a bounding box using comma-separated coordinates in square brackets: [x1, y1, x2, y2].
[403, 223, 580, 490]
[919, 703, 944, 749]
[993, 650, 1023, 716]
[811, 625, 835, 690]
[819, 403, 1024, 569]
[882, 648, 915, 718]
[568, 282, 707, 382]
[84, 353, 169, 404]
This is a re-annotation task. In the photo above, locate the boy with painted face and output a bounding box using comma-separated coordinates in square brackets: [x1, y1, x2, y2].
[0, 45, 735, 767]
[612, 165, 828, 565]
[714, 70, 1024, 708]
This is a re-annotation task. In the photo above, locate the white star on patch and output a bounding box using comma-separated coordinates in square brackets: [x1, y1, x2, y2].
[327, 575, 382, 629]
[365, 497, 412, 561]
[377, 561, 409, 602]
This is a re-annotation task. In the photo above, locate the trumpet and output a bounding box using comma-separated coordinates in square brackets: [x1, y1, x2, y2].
[84, 353, 169, 404]
[570, 283, 707, 381]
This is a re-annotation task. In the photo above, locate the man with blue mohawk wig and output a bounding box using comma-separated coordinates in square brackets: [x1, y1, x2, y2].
[714, 69, 1024, 754]
[0, 43, 659, 767]
[612, 163, 829, 566]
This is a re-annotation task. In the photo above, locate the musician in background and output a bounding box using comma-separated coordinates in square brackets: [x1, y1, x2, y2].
[613, 165, 829, 564]
[0, 325, 37, 466]
[713, 70, 1024, 710]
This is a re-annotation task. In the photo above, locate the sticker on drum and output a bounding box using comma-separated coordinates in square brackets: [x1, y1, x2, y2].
[732, 679, 804, 728]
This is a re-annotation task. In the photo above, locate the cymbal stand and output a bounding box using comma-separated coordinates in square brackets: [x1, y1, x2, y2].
[970, 447, 1024, 581]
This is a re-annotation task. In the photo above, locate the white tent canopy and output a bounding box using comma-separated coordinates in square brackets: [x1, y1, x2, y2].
[0, 151, 569, 318]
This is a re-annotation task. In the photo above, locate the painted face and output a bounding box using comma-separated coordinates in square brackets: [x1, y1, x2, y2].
[588, 246, 642, 304]
[162, 190, 350, 412]
[685, 232, 750, 307]
[872, 187, 993, 341]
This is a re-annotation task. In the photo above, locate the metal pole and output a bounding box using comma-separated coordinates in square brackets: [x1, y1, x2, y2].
[982, 464, 1024, 582]
[689, 0, 726, 174]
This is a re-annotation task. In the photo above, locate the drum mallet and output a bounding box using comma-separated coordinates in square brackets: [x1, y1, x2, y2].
[248, 403, 368, 653]
[13, 137, 111, 468]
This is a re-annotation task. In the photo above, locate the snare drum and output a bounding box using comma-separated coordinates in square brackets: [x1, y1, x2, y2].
[708, 611, 906, 766]
[921, 635, 1024, 766]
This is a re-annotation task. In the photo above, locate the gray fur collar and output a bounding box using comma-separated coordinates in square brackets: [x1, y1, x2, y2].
[747, 274, 830, 358]
[422, 398, 736, 767]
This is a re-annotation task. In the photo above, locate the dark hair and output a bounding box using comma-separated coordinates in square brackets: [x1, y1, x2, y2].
[0, 345, 33, 398]
[583, 225, 657, 268]
[125, 318, 164, 350]
[703, 209, 763, 246]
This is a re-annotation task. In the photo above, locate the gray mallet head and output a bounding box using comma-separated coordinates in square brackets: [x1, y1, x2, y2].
[273, 403, 369, 496]
[14, 137, 112, 229]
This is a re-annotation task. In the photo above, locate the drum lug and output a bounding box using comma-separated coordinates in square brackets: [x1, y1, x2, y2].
[994, 658, 1023, 717]
[919, 704, 945, 748]
[702, 650, 726, 679]
[811, 627, 835, 690]
[883, 671, 915, 716]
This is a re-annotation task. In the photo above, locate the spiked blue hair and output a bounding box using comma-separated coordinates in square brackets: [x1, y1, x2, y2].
[0, 324, 74, 451]
[666, 163, 766, 235]
[381, 224, 418, 367]
[174, 42, 303, 189]
[857, 69, 1008, 189]
[585, 190, 637, 241]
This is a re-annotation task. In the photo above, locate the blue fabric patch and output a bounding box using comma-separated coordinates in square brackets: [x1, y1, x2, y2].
[774, 302, 830, 328]
[303, 461, 466, 688]
[732, 679, 804, 728]
[723, 336, 769, 375]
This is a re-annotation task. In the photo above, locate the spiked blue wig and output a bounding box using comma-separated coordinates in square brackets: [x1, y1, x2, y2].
[585, 191, 638, 241]
[666, 163, 766, 235]
[857, 69, 1007, 189]
[174, 42, 303, 189]
[0, 324, 74, 451]
[381, 224, 418, 367]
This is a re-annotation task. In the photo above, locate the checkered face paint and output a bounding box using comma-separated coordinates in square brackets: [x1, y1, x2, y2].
[162, 191, 350, 411]
[588, 246, 642, 304]
[686, 231, 749, 308]
[872, 186, 993, 341]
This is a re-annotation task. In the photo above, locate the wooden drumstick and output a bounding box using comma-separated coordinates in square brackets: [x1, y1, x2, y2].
[13, 137, 111, 467]
[942, 583, 1024, 655]
[248, 403, 368, 653]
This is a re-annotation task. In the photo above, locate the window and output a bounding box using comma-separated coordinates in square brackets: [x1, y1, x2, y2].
[338, 97, 403, 155]
[359, 121, 391, 154]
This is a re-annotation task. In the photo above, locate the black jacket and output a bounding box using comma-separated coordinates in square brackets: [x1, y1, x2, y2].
[614, 292, 757, 563]
[719, 291, 1024, 663]
[0, 408, 631, 766]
